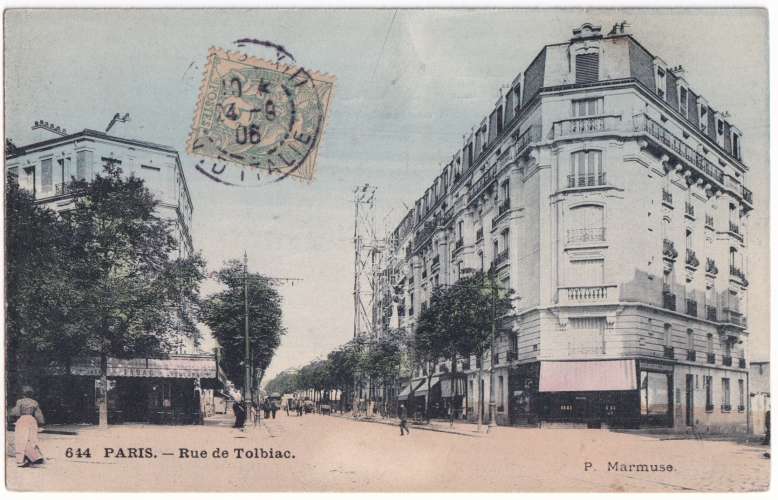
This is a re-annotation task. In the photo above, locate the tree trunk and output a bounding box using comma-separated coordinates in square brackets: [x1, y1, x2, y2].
[425, 360, 432, 423]
[449, 355, 457, 428]
[98, 352, 109, 428]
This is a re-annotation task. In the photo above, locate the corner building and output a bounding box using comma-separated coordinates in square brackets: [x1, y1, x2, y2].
[388, 23, 753, 432]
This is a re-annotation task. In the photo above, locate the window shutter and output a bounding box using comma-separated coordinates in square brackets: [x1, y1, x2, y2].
[575, 53, 599, 84]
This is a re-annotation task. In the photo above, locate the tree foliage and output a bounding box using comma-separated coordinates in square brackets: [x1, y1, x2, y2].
[200, 260, 285, 386]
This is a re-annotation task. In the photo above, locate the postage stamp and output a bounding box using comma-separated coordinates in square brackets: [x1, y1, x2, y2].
[187, 47, 335, 185]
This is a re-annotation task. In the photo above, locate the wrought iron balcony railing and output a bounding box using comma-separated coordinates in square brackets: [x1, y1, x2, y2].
[707, 352, 716, 364]
[567, 227, 605, 244]
[705, 305, 717, 321]
[662, 188, 673, 205]
[705, 214, 715, 228]
[634, 114, 725, 185]
[498, 198, 511, 216]
[685, 201, 695, 217]
[686, 249, 700, 269]
[686, 350, 696, 361]
[662, 291, 676, 311]
[730, 266, 748, 285]
[475, 228, 483, 242]
[686, 298, 698, 317]
[738, 358, 746, 369]
[493, 249, 509, 268]
[663, 346, 674, 359]
[705, 258, 718, 276]
[431, 255, 440, 268]
[729, 221, 741, 235]
[567, 173, 606, 189]
[722, 355, 733, 367]
[663, 239, 678, 261]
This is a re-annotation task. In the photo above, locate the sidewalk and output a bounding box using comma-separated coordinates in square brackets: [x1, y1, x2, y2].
[330, 413, 486, 437]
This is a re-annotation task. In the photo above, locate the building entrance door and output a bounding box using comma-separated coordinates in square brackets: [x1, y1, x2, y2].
[685, 374, 694, 427]
[573, 396, 588, 421]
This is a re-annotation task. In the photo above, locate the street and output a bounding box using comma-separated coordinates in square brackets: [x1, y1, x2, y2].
[6, 412, 770, 492]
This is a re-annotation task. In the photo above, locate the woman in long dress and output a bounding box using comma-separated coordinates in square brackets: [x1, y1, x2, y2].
[11, 386, 45, 467]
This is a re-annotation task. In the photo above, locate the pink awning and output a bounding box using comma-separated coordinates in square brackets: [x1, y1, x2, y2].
[539, 360, 637, 392]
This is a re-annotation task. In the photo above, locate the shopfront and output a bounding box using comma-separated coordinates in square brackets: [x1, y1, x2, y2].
[536, 359, 641, 428]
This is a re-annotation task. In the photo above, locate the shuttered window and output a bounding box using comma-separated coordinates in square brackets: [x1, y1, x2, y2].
[575, 53, 599, 84]
[41, 158, 53, 193]
[76, 150, 93, 180]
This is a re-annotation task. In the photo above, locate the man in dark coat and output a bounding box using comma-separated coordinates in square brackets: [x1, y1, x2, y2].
[399, 404, 410, 436]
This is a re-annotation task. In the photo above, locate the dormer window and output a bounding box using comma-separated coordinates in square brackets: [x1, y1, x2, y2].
[732, 130, 743, 160]
[679, 86, 688, 118]
[699, 104, 708, 133]
[656, 66, 667, 99]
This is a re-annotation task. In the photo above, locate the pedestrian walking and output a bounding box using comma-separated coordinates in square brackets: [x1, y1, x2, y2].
[232, 399, 246, 428]
[262, 398, 271, 419]
[399, 403, 410, 436]
[271, 399, 279, 419]
[11, 386, 45, 467]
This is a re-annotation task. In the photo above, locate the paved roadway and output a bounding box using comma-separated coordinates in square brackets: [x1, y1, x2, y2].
[6, 412, 770, 492]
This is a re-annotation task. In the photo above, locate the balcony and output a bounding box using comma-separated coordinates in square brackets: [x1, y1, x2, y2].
[567, 173, 607, 189]
[705, 214, 715, 229]
[514, 125, 540, 158]
[475, 228, 483, 242]
[431, 255, 440, 269]
[663, 239, 678, 261]
[552, 114, 623, 139]
[566, 227, 605, 245]
[492, 249, 510, 270]
[54, 181, 79, 196]
[498, 198, 511, 216]
[634, 114, 725, 186]
[728, 221, 742, 238]
[721, 404, 732, 412]
[707, 352, 716, 364]
[507, 350, 518, 362]
[685, 298, 698, 317]
[738, 358, 746, 369]
[729, 266, 748, 286]
[414, 220, 439, 251]
[685, 249, 700, 269]
[705, 305, 717, 322]
[469, 165, 497, 201]
[722, 355, 733, 367]
[723, 308, 747, 327]
[705, 258, 719, 276]
[662, 291, 676, 311]
[663, 346, 674, 359]
[451, 238, 464, 257]
[686, 350, 696, 362]
[684, 201, 695, 219]
[662, 189, 673, 206]
[743, 186, 753, 205]
[705, 404, 714, 412]
[558, 285, 617, 306]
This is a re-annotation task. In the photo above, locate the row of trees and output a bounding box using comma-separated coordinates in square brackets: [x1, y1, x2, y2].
[264, 271, 513, 422]
[6, 165, 285, 426]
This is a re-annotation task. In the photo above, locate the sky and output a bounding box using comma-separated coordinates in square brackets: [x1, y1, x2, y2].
[3, 8, 770, 378]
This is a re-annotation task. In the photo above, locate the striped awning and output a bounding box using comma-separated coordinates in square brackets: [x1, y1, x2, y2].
[538, 360, 637, 392]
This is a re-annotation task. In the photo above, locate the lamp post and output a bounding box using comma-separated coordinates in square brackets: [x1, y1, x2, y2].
[244, 251, 251, 406]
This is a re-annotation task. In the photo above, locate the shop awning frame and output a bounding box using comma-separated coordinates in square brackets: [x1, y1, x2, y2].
[538, 359, 638, 392]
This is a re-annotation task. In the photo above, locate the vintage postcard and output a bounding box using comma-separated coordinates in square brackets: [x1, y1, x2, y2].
[2, 8, 771, 493]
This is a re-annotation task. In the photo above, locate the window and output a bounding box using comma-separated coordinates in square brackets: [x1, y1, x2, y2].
[664, 323, 672, 347]
[656, 66, 667, 99]
[569, 317, 607, 355]
[513, 84, 521, 114]
[572, 97, 603, 117]
[732, 132, 742, 160]
[567, 204, 605, 243]
[687, 329, 694, 351]
[704, 376, 713, 410]
[686, 228, 693, 251]
[76, 150, 93, 180]
[501, 179, 510, 201]
[738, 379, 745, 409]
[706, 333, 714, 354]
[8, 166, 18, 179]
[721, 378, 731, 409]
[40, 158, 53, 194]
[570, 259, 604, 286]
[478, 251, 484, 272]
[640, 372, 669, 415]
[501, 228, 510, 252]
[464, 142, 473, 170]
[457, 221, 464, 240]
[492, 240, 499, 260]
[22, 166, 35, 194]
[699, 105, 708, 133]
[511, 333, 519, 353]
[569, 150, 604, 188]
[679, 86, 688, 117]
[497, 376, 504, 411]
[575, 53, 599, 84]
[716, 119, 725, 145]
[729, 247, 738, 269]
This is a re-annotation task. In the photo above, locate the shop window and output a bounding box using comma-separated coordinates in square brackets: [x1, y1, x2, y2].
[640, 371, 669, 416]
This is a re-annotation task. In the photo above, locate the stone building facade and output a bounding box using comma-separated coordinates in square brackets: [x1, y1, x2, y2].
[388, 23, 753, 432]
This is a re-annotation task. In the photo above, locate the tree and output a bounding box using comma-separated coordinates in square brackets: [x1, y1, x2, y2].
[201, 260, 285, 401]
[5, 176, 79, 395]
[413, 271, 513, 427]
[61, 164, 206, 427]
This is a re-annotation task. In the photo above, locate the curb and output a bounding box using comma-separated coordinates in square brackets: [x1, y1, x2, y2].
[330, 414, 483, 438]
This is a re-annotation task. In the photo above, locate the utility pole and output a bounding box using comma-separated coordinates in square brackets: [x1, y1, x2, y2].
[244, 251, 251, 406]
